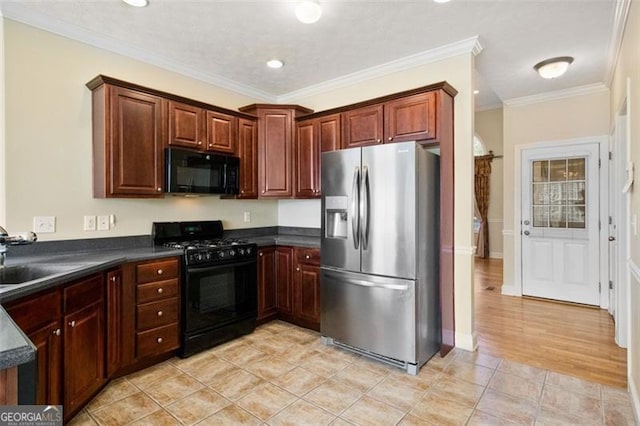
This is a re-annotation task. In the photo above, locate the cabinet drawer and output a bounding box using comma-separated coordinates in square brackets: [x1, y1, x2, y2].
[137, 298, 178, 331]
[5, 289, 61, 333]
[136, 259, 179, 284]
[63, 274, 104, 314]
[295, 247, 320, 265]
[136, 323, 179, 358]
[137, 279, 179, 304]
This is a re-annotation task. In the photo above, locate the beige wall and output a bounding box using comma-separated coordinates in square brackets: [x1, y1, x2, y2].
[3, 19, 278, 240]
[609, 0, 640, 416]
[475, 107, 504, 257]
[287, 54, 478, 351]
[502, 89, 610, 296]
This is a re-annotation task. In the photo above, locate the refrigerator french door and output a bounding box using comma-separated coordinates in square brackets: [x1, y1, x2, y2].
[320, 141, 440, 374]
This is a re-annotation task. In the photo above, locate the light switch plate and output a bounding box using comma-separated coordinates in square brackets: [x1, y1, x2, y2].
[243, 211, 251, 223]
[97, 215, 109, 231]
[84, 215, 96, 231]
[34, 216, 56, 233]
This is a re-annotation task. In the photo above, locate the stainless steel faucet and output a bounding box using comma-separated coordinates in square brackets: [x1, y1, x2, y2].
[0, 226, 37, 267]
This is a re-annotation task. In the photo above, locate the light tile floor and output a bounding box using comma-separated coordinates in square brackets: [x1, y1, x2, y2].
[69, 321, 636, 425]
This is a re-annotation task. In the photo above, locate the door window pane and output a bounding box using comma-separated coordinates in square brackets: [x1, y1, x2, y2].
[531, 157, 587, 229]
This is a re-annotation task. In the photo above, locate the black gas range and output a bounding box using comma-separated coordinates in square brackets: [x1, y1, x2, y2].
[153, 221, 258, 357]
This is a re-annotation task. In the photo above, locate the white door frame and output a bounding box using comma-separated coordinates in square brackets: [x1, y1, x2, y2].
[511, 136, 609, 309]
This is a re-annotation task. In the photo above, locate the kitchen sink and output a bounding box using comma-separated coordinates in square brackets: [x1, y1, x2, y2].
[0, 263, 85, 285]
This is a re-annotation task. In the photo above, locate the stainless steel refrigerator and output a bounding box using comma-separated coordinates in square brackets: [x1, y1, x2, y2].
[320, 141, 440, 375]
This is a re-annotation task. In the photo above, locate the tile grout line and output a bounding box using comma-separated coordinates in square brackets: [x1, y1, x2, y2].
[462, 356, 499, 425]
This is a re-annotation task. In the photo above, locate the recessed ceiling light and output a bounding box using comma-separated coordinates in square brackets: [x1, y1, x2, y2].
[473, 90, 480, 95]
[533, 56, 574, 79]
[266, 59, 284, 69]
[296, 0, 322, 24]
[122, 0, 149, 7]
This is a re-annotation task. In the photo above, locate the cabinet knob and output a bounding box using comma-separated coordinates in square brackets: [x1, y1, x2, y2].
[388, 137, 393, 141]
[53, 328, 61, 336]
[209, 143, 213, 147]
[259, 253, 263, 257]
[241, 190, 245, 194]
[157, 287, 164, 294]
[296, 267, 301, 271]
[68, 321, 76, 328]
[157, 310, 163, 317]
[376, 139, 381, 143]
[157, 187, 162, 192]
[111, 276, 117, 283]
[198, 141, 202, 146]
[157, 269, 163, 275]
[305, 255, 310, 259]
[157, 337, 163, 344]
[261, 190, 265, 194]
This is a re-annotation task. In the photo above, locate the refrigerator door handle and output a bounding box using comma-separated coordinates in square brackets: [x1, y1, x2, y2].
[351, 166, 360, 250]
[361, 166, 370, 250]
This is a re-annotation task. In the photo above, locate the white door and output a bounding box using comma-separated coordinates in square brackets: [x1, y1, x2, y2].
[521, 143, 600, 305]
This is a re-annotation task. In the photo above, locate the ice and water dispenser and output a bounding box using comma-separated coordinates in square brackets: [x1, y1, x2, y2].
[324, 196, 348, 239]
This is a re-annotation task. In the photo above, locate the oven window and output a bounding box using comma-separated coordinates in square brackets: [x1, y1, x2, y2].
[185, 262, 257, 331]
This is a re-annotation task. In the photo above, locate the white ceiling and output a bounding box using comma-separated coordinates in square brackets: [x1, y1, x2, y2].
[0, 0, 623, 109]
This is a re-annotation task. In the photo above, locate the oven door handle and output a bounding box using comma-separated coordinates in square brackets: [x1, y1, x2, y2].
[186, 259, 257, 272]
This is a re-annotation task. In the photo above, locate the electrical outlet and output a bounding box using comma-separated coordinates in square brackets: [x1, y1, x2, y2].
[83, 215, 96, 231]
[97, 215, 109, 231]
[33, 216, 55, 233]
[243, 211, 251, 223]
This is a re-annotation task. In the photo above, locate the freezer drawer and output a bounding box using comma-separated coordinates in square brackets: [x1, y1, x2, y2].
[320, 267, 416, 363]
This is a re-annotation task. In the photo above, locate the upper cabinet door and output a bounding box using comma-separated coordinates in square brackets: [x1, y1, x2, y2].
[259, 109, 294, 198]
[168, 101, 204, 149]
[384, 92, 437, 143]
[238, 118, 258, 199]
[341, 104, 383, 149]
[106, 87, 164, 197]
[295, 120, 320, 198]
[319, 114, 341, 153]
[206, 111, 237, 154]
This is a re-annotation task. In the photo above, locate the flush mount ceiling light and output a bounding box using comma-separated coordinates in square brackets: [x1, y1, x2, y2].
[295, 0, 322, 24]
[473, 90, 480, 94]
[433, 0, 451, 3]
[122, 0, 149, 7]
[533, 56, 574, 79]
[266, 59, 284, 69]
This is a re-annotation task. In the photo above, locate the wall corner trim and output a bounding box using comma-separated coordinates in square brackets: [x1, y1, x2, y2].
[501, 285, 520, 297]
[605, 0, 632, 86]
[454, 331, 478, 352]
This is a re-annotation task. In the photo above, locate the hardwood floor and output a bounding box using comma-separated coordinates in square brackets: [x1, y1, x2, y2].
[474, 258, 627, 388]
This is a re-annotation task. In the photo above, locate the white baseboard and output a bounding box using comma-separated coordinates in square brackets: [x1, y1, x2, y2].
[501, 284, 520, 296]
[455, 331, 478, 352]
[489, 251, 503, 259]
[629, 375, 640, 425]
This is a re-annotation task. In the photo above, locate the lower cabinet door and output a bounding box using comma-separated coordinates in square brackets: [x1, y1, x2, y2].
[64, 301, 106, 418]
[295, 263, 321, 329]
[29, 321, 63, 405]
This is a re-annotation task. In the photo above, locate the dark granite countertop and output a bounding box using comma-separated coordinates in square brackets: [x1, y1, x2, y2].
[0, 226, 319, 371]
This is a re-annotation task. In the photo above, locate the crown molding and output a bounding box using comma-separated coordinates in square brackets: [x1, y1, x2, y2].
[277, 36, 482, 103]
[503, 83, 609, 108]
[605, 0, 631, 87]
[475, 102, 503, 112]
[0, 3, 277, 102]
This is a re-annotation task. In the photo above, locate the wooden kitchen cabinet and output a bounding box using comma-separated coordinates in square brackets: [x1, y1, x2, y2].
[293, 247, 321, 330]
[239, 104, 313, 198]
[384, 92, 437, 143]
[62, 275, 106, 419]
[89, 81, 165, 198]
[319, 114, 341, 153]
[257, 246, 277, 322]
[168, 100, 205, 150]
[5, 289, 62, 406]
[295, 120, 321, 198]
[342, 104, 384, 148]
[238, 118, 259, 199]
[205, 110, 237, 154]
[275, 246, 294, 315]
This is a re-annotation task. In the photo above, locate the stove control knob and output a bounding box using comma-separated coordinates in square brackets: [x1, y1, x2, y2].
[238, 248, 245, 256]
[246, 247, 253, 255]
[229, 250, 236, 257]
[218, 251, 225, 258]
[195, 253, 203, 262]
[205, 252, 212, 260]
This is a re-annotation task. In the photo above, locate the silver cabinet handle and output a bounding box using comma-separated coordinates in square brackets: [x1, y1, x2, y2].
[157, 337, 163, 343]
[68, 321, 75, 328]
[157, 287, 164, 294]
[157, 311, 163, 317]
[157, 269, 163, 275]
[53, 328, 61, 336]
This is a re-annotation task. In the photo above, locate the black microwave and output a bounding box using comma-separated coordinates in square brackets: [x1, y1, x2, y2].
[165, 147, 239, 195]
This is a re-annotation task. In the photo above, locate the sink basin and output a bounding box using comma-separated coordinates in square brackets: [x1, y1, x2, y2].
[0, 263, 85, 285]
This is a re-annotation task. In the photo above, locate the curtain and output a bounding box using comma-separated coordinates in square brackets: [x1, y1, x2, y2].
[474, 155, 492, 258]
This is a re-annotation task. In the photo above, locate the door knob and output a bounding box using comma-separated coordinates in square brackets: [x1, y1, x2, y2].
[523, 230, 530, 236]
[523, 220, 530, 226]
[609, 236, 616, 241]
